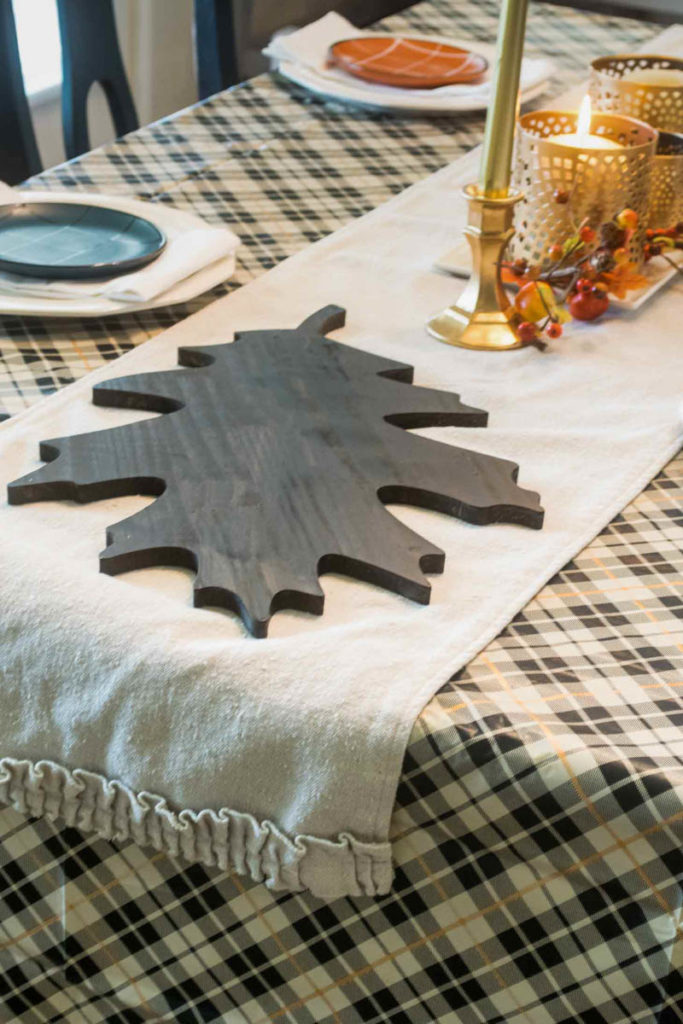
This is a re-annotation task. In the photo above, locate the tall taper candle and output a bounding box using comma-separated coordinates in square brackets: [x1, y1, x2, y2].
[479, 0, 529, 197]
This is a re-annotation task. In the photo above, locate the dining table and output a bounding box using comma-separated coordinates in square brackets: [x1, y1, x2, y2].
[1, 1, 681, 1022]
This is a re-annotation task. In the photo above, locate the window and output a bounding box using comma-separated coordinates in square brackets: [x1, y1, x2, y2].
[13, 0, 62, 96]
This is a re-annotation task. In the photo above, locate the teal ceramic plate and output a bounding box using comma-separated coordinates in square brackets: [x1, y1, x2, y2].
[0, 201, 166, 279]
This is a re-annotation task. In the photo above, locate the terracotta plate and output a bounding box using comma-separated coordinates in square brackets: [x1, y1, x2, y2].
[328, 35, 488, 89]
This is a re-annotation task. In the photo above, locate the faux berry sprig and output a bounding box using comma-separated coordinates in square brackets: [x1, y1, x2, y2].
[645, 222, 683, 266]
[502, 204, 681, 347]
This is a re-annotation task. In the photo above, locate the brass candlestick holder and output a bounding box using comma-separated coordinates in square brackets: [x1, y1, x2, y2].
[426, 0, 530, 352]
[426, 184, 523, 351]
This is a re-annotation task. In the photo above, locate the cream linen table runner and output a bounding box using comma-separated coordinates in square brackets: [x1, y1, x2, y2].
[1, 33, 682, 897]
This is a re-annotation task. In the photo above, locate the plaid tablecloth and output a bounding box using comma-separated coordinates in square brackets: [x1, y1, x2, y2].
[2, 2, 682, 1022]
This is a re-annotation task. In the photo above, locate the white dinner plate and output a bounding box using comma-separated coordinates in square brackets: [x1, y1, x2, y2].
[0, 191, 236, 318]
[276, 36, 552, 115]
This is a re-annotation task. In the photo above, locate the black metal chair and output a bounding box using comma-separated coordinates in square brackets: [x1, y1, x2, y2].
[194, 0, 418, 100]
[0, 0, 41, 184]
[56, 0, 139, 160]
[195, 0, 240, 100]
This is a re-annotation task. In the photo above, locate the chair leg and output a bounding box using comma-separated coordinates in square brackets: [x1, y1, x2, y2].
[60, 76, 90, 163]
[0, 0, 41, 183]
[57, 0, 138, 160]
[194, 0, 239, 100]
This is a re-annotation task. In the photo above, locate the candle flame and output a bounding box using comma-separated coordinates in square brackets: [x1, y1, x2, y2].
[577, 95, 591, 137]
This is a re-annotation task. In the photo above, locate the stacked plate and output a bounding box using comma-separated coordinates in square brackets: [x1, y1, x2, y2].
[265, 12, 554, 115]
[0, 186, 239, 319]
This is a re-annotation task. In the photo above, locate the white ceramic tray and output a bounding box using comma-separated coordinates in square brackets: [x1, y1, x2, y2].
[433, 240, 683, 311]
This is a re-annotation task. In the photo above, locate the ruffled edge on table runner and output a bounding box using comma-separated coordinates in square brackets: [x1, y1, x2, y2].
[0, 758, 393, 897]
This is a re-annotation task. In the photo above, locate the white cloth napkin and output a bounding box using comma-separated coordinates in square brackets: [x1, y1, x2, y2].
[264, 11, 554, 100]
[0, 184, 239, 304]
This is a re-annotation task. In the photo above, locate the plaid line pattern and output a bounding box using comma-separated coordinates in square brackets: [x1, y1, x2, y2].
[1, 1, 680, 1022]
[1, 458, 681, 1023]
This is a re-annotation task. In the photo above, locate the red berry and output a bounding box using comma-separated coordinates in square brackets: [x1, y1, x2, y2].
[553, 188, 569, 204]
[568, 288, 609, 322]
[576, 277, 593, 294]
[546, 322, 563, 339]
[579, 225, 596, 244]
[548, 243, 563, 262]
[517, 321, 537, 343]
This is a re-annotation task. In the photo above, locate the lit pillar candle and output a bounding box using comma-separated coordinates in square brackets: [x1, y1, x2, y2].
[625, 68, 683, 87]
[479, 0, 529, 197]
[549, 96, 622, 150]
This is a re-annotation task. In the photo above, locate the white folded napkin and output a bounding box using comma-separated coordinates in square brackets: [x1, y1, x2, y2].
[264, 12, 554, 101]
[0, 184, 239, 304]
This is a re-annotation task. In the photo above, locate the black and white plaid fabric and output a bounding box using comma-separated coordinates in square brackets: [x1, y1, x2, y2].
[2, 2, 682, 1022]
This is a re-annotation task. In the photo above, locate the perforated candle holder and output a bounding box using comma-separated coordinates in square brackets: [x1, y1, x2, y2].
[650, 131, 683, 230]
[513, 109, 657, 267]
[589, 55, 683, 133]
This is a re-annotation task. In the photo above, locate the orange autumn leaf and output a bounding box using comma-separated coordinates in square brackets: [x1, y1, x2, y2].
[601, 262, 649, 299]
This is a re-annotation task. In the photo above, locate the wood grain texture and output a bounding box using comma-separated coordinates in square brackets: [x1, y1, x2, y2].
[8, 306, 544, 637]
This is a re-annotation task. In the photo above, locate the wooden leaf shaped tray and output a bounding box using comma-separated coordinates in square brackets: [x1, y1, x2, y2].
[8, 306, 543, 639]
[328, 36, 488, 89]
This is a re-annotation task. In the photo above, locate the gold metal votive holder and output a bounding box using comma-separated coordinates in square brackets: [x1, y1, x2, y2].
[427, 184, 524, 351]
[513, 109, 657, 266]
[589, 55, 683, 133]
[650, 131, 683, 230]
